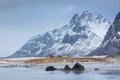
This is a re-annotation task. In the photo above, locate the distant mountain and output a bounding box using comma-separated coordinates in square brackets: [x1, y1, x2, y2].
[10, 11, 111, 57]
[89, 12, 120, 56]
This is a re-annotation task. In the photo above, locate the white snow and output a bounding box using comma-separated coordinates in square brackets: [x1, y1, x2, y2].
[118, 31, 120, 35]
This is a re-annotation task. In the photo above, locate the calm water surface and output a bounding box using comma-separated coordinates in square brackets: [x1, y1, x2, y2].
[0, 67, 120, 80]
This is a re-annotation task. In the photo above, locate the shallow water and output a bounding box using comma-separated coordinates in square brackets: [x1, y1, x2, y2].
[0, 67, 120, 80]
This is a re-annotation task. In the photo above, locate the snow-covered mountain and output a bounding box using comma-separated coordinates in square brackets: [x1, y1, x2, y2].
[89, 12, 120, 56]
[10, 11, 111, 57]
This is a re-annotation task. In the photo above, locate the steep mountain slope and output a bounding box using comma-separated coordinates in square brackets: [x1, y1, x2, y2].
[89, 12, 120, 56]
[10, 11, 111, 57]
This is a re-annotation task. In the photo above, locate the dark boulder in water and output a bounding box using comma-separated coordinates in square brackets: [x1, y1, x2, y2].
[72, 63, 85, 73]
[64, 65, 72, 71]
[45, 66, 57, 71]
[94, 68, 100, 71]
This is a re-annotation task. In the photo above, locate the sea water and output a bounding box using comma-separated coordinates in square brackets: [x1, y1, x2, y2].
[0, 67, 120, 80]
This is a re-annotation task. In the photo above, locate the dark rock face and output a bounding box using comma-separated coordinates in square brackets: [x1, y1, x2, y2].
[45, 66, 57, 71]
[89, 12, 120, 56]
[64, 65, 72, 71]
[72, 63, 85, 73]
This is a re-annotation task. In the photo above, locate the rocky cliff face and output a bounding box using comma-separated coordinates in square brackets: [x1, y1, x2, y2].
[10, 11, 111, 57]
[89, 12, 120, 56]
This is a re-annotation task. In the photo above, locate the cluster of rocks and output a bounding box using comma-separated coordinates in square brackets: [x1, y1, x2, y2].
[45, 63, 85, 74]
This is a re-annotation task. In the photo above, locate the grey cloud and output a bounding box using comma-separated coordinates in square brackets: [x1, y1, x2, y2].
[0, 0, 119, 9]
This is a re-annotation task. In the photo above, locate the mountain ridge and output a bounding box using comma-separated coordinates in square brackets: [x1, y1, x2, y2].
[10, 11, 111, 57]
[89, 12, 120, 56]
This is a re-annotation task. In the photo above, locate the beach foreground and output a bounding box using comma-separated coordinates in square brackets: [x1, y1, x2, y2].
[0, 57, 120, 80]
[0, 63, 120, 80]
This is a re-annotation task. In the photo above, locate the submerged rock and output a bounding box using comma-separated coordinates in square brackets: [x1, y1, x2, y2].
[45, 66, 57, 71]
[94, 68, 100, 71]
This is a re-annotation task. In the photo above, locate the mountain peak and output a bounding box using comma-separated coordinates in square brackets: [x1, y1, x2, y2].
[114, 12, 120, 25]
[82, 10, 103, 17]
[70, 13, 79, 25]
[70, 11, 104, 25]
[82, 10, 94, 15]
[80, 11, 104, 21]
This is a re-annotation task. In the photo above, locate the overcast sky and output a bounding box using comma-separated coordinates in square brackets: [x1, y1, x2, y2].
[0, 0, 120, 57]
